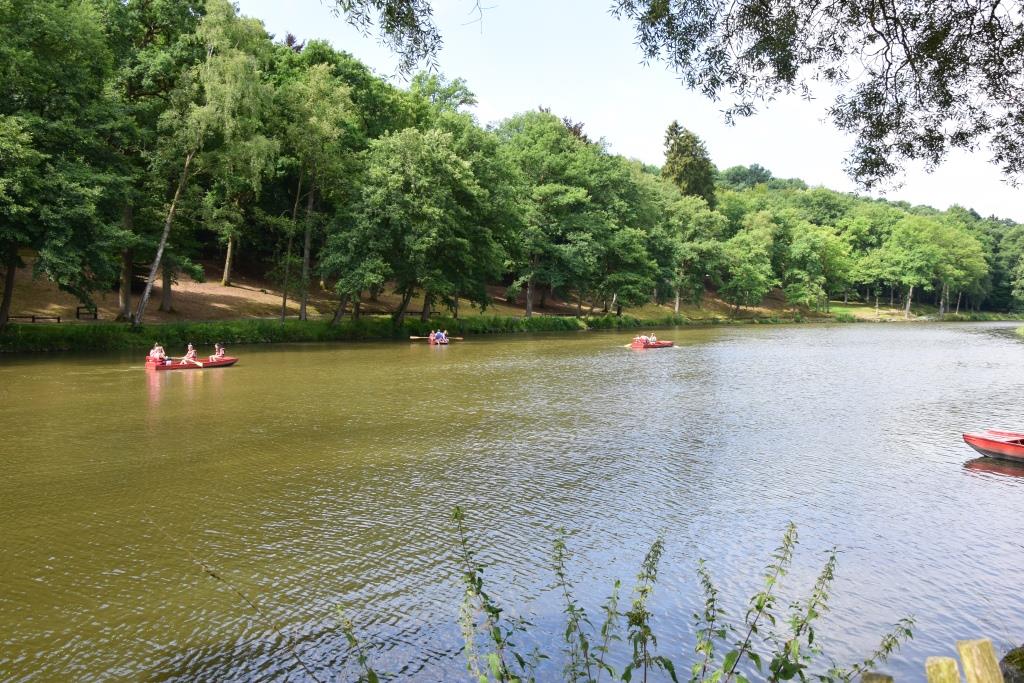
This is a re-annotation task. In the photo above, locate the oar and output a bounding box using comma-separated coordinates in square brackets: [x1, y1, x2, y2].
[409, 336, 465, 341]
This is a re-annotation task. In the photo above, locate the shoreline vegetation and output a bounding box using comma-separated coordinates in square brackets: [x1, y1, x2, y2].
[1, 309, 1021, 354]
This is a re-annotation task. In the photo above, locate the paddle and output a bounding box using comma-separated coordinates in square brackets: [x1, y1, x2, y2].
[169, 356, 204, 367]
[409, 336, 465, 341]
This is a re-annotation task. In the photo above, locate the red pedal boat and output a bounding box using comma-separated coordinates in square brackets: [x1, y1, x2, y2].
[145, 356, 238, 371]
[630, 339, 674, 349]
[963, 429, 1024, 462]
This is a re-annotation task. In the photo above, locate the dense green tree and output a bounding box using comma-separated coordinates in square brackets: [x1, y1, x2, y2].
[661, 121, 717, 208]
[96, 0, 206, 320]
[719, 214, 777, 313]
[324, 127, 487, 323]
[783, 223, 852, 311]
[496, 111, 595, 316]
[0, 0, 122, 328]
[275, 62, 358, 319]
[719, 164, 773, 190]
[133, 0, 272, 325]
[409, 72, 477, 114]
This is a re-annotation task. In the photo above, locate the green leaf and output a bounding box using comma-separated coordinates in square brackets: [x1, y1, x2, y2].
[488, 653, 502, 679]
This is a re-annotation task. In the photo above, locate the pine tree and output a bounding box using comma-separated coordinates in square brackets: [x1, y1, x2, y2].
[661, 121, 717, 208]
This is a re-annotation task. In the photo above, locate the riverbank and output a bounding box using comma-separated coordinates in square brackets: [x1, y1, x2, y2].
[0, 313, 797, 353]
[3, 308, 1020, 353]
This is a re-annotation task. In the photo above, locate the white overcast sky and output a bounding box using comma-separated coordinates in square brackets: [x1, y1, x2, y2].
[236, 0, 1021, 222]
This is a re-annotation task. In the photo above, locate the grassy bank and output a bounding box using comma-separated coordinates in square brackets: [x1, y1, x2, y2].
[3, 307, 1015, 353]
[0, 315, 579, 353]
[0, 311, 821, 353]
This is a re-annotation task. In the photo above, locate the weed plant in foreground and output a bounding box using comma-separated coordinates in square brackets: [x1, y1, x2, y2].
[340, 508, 913, 683]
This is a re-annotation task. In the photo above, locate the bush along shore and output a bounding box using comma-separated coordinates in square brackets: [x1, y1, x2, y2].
[3, 309, 1023, 353]
[0, 313, 802, 353]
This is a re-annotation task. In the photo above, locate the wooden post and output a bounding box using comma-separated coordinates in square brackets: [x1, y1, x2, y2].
[957, 639, 1004, 683]
[926, 656, 962, 683]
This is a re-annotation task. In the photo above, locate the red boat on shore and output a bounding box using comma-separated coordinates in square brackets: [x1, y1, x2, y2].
[630, 339, 674, 349]
[145, 356, 238, 371]
[962, 429, 1024, 462]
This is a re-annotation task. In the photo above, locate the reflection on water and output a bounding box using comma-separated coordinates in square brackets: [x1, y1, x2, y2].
[2, 323, 1024, 681]
[964, 456, 1024, 478]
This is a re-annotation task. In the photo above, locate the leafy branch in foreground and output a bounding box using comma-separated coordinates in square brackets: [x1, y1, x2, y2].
[449, 509, 913, 683]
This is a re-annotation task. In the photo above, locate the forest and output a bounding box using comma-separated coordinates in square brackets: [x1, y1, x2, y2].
[3, 0, 1024, 331]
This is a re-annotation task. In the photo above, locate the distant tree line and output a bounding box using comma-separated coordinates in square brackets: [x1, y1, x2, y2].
[2, 0, 1023, 330]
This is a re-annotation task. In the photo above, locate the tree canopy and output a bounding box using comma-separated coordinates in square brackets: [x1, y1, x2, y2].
[332, 0, 1024, 188]
[2, 0, 1023, 330]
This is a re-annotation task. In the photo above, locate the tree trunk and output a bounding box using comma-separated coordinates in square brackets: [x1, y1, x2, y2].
[353, 298, 362, 320]
[956, 291, 962, 315]
[539, 285, 547, 309]
[134, 149, 195, 327]
[577, 292, 583, 317]
[904, 285, 914, 319]
[0, 248, 17, 329]
[330, 294, 350, 325]
[118, 246, 133, 321]
[843, 290, 848, 304]
[299, 186, 315, 321]
[525, 276, 534, 318]
[221, 233, 235, 287]
[889, 285, 894, 307]
[281, 171, 303, 322]
[159, 266, 173, 312]
[420, 290, 432, 322]
[394, 288, 414, 324]
[674, 288, 681, 314]
[118, 204, 134, 321]
[453, 293, 459, 319]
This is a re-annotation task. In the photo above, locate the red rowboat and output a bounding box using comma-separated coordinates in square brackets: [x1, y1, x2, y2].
[962, 429, 1024, 462]
[630, 339, 674, 349]
[145, 356, 238, 371]
[429, 339, 449, 345]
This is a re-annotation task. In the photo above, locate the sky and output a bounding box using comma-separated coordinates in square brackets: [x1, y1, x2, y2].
[236, 0, 1022, 222]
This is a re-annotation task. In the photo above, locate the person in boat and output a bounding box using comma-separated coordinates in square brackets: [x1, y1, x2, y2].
[208, 343, 225, 362]
[181, 343, 198, 364]
[649, 332, 657, 342]
[639, 334, 649, 344]
[441, 329, 449, 342]
[434, 330, 445, 343]
[149, 342, 166, 361]
[428, 330, 436, 343]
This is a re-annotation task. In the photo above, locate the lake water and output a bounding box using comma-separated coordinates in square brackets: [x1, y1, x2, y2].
[2, 323, 1024, 681]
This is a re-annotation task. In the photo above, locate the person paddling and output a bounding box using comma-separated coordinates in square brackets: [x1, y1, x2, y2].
[428, 330, 436, 344]
[180, 343, 198, 365]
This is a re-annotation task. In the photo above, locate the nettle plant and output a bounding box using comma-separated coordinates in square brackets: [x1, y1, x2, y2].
[452, 508, 912, 683]
[347, 508, 913, 683]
